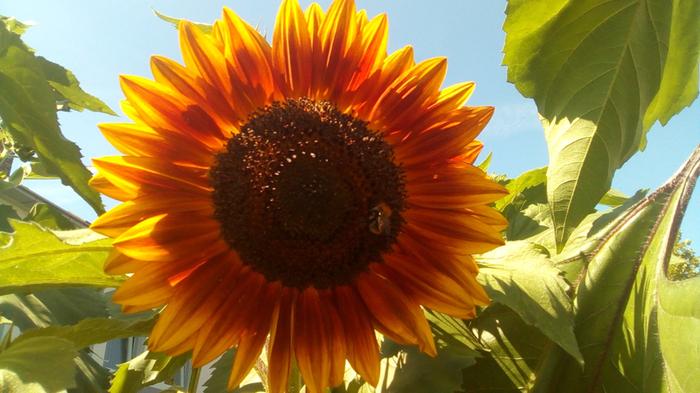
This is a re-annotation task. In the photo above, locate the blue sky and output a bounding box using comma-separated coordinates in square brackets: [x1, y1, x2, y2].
[4, 0, 699, 245]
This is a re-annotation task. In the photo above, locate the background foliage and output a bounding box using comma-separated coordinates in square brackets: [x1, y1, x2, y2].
[0, 0, 698, 392]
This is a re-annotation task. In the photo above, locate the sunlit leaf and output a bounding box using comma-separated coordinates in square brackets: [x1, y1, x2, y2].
[477, 241, 582, 363]
[504, 0, 700, 248]
[462, 304, 549, 393]
[109, 350, 189, 393]
[37, 57, 115, 115]
[153, 9, 213, 34]
[0, 21, 103, 213]
[0, 220, 121, 294]
[12, 317, 155, 350]
[24, 202, 82, 230]
[533, 147, 700, 392]
[0, 336, 77, 393]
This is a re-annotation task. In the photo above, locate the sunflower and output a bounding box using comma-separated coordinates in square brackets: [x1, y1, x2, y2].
[91, 0, 507, 391]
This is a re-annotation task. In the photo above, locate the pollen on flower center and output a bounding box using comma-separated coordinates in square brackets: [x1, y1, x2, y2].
[210, 98, 405, 289]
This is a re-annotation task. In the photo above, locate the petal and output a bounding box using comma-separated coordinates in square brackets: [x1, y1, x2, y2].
[403, 207, 505, 255]
[119, 75, 226, 149]
[273, 0, 313, 96]
[150, 55, 239, 135]
[294, 288, 346, 393]
[267, 288, 297, 393]
[394, 106, 494, 167]
[377, 253, 477, 319]
[113, 213, 226, 262]
[92, 156, 211, 198]
[98, 122, 214, 166]
[356, 272, 436, 356]
[228, 282, 281, 389]
[89, 173, 136, 202]
[334, 286, 380, 386]
[103, 250, 140, 275]
[220, 7, 277, 104]
[91, 192, 213, 238]
[150, 254, 241, 353]
[369, 57, 447, 133]
[404, 164, 508, 209]
[192, 270, 266, 366]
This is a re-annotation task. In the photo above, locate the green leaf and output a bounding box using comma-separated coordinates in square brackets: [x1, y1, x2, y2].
[0, 21, 103, 213]
[599, 188, 629, 207]
[0, 221, 121, 294]
[462, 304, 550, 393]
[203, 349, 235, 393]
[109, 350, 190, 393]
[24, 203, 82, 230]
[387, 345, 476, 393]
[36, 57, 115, 115]
[494, 167, 547, 212]
[0, 166, 26, 191]
[12, 317, 155, 350]
[0, 204, 20, 233]
[0, 16, 30, 35]
[503, 0, 700, 249]
[153, 9, 213, 34]
[0, 288, 109, 330]
[477, 241, 582, 363]
[0, 336, 77, 393]
[533, 147, 700, 392]
[203, 349, 264, 393]
[477, 152, 492, 172]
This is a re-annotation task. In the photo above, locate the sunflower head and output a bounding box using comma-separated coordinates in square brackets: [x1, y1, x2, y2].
[91, 0, 507, 391]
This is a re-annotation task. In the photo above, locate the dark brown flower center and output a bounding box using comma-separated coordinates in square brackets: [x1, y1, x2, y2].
[210, 98, 405, 289]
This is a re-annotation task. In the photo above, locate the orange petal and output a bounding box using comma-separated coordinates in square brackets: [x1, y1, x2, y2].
[347, 13, 388, 92]
[228, 282, 281, 389]
[334, 286, 380, 386]
[220, 7, 277, 104]
[394, 106, 494, 167]
[113, 213, 226, 262]
[403, 207, 504, 255]
[92, 156, 211, 198]
[98, 122, 214, 166]
[294, 288, 346, 393]
[91, 192, 212, 238]
[318, 0, 360, 101]
[267, 288, 297, 393]
[404, 163, 507, 209]
[150, 55, 239, 135]
[377, 253, 477, 319]
[89, 173, 136, 202]
[119, 75, 226, 149]
[192, 270, 266, 366]
[369, 57, 447, 132]
[150, 254, 241, 353]
[273, 0, 313, 96]
[356, 271, 436, 356]
[103, 250, 139, 275]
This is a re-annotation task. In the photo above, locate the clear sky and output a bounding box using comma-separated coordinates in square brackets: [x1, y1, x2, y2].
[4, 0, 699, 245]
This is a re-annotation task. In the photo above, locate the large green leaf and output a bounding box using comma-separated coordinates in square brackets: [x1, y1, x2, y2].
[0, 221, 121, 294]
[0, 336, 77, 393]
[477, 241, 582, 363]
[109, 350, 189, 393]
[503, 0, 700, 249]
[37, 57, 115, 115]
[12, 317, 155, 350]
[532, 147, 700, 392]
[0, 21, 103, 213]
[462, 304, 550, 393]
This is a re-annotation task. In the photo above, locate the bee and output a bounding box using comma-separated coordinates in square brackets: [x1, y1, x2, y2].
[369, 202, 392, 235]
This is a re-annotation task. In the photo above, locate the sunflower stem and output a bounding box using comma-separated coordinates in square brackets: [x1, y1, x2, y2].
[188, 366, 201, 393]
